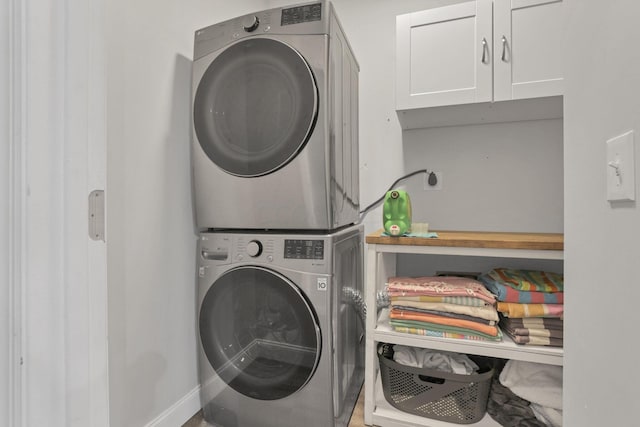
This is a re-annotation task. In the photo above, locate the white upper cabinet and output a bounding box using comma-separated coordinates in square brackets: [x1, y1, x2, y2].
[396, 0, 563, 112]
[494, 0, 564, 101]
[396, 0, 493, 110]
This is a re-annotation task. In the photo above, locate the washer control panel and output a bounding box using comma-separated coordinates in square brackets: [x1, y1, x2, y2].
[284, 239, 324, 260]
[200, 232, 329, 272]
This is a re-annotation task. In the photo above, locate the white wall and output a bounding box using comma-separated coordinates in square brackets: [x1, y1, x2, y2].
[105, 1, 267, 426]
[564, 1, 640, 425]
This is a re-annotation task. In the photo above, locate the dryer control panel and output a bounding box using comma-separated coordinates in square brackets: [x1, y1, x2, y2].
[281, 3, 322, 26]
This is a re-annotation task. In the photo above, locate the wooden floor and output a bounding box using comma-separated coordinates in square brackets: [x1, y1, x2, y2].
[183, 387, 367, 427]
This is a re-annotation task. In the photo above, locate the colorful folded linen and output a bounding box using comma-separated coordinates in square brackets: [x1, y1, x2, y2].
[387, 276, 496, 304]
[485, 268, 563, 293]
[390, 308, 500, 337]
[478, 273, 564, 304]
[392, 326, 500, 341]
[390, 320, 503, 341]
[392, 305, 497, 325]
[389, 294, 489, 307]
[496, 302, 564, 319]
[390, 299, 499, 322]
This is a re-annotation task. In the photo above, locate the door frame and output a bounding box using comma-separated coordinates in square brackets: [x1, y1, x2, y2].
[7, 0, 109, 425]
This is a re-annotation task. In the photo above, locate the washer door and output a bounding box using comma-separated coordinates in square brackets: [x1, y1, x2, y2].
[193, 38, 318, 177]
[200, 266, 321, 400]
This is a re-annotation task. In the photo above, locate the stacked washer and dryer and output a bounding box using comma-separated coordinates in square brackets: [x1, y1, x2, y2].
[191, 2, 364, 426]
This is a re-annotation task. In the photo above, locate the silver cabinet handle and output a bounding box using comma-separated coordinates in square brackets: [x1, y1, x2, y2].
[501, 35, 508, 62]
[481, 37, 489, 64]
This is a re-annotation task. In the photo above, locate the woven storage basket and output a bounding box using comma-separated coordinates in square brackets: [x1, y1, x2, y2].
[378, 344, 494, 424]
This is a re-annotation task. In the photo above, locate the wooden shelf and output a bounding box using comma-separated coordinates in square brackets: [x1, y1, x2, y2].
[366, 229, 563, 251]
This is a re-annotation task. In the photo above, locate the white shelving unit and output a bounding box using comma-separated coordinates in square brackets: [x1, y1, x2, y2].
[364, 230, 564, 427]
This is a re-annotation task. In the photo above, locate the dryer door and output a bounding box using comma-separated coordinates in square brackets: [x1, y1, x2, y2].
[199, 266, 321, 400]
[193, 37, 318, 177]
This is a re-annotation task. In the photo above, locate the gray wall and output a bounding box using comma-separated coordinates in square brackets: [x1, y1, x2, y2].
[564, 1, 640, 425]
[402, 119, 563, 232]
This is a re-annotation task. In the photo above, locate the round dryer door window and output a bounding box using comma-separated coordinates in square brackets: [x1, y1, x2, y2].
[193, 38, 318, 177]
[199, 266, 321, 400]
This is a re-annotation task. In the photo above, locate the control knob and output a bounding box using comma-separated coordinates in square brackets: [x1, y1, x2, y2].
[246, 240, 263, 257]
[242, 15, 260, 32]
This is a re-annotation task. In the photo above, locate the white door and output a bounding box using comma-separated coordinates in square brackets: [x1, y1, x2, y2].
[493, 0, 564, 101]
[4, 0, 109, 426]
[395, 0, 493, 110]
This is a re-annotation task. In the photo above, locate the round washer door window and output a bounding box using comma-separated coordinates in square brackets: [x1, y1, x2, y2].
[199, 266, 321, 400]
[193, 38, 318, 177]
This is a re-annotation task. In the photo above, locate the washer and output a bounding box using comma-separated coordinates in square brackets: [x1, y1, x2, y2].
[191, 1, 359, 231]
[197, 225, 365, 427]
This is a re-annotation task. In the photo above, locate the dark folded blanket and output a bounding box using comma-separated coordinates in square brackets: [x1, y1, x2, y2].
[503, 325, 563, 339]
[501, 316, 563, 331]
[500, 316, 564, 347]
[487, 375, 547, 427]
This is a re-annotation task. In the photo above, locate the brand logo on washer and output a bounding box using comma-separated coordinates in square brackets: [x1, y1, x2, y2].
[317, 278, 328, 291]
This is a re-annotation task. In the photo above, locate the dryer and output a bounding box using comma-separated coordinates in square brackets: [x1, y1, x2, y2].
[191, 1, 359, 231]
[197, 224, 364, 427]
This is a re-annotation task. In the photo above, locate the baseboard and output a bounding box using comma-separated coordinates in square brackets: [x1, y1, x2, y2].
[144, 385, 201, 427]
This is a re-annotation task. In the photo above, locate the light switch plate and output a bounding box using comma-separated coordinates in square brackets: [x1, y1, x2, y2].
[606, 130, 635, 202]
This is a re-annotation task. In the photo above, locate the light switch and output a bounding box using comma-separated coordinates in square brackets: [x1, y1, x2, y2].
[606, 130, 635, 202]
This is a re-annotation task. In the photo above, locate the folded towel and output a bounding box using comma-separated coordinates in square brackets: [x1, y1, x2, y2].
[479, 273, 564, 304]
[501, 316, 564, 331]
[486, 268, 563, 293]
[391, 300, 499, 322]
[387, 276, 496, 304]
[497, 302, 564, 318]
[390, 308, 500, 337]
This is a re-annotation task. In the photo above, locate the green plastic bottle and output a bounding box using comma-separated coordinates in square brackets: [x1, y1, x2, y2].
[383, 190, 412, 236]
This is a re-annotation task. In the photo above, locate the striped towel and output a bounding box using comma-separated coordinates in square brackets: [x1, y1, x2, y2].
[496, 302, 564, 319]
[486, 268, 563, 293]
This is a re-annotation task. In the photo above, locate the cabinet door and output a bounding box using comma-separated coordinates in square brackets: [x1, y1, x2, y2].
[494, 0, 564, 101]
[396, 0, 492, 110]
